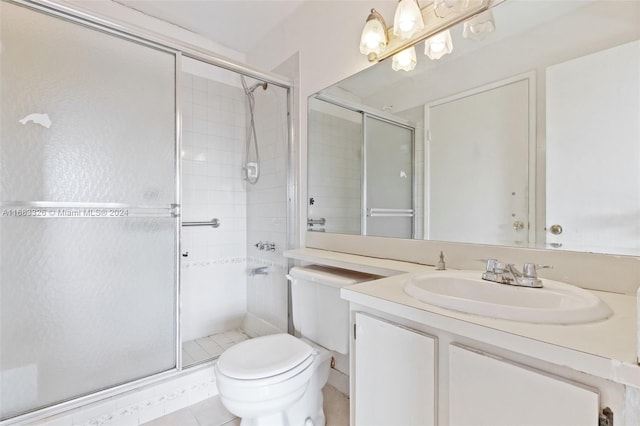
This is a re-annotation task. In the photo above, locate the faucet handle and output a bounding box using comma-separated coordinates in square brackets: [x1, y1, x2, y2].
[522, 263, 553, 278]
[482, 258, 510, 273]
[483, 258, 498, 272]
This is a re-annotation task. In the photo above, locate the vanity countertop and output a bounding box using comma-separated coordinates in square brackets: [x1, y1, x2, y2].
[284, 248, 640, 388]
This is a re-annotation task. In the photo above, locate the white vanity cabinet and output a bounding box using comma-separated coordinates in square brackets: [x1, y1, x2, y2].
[351, 312, 603, 426]
[448, 344, 599, 426]
[353, 313, 437, 426]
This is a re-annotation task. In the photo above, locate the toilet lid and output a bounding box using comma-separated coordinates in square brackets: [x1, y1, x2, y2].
[217, 333, 313, 380]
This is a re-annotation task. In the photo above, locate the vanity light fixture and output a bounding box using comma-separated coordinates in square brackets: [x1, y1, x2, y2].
[393, 0, 425, 40]
[359, 9, 388, 61]
[358, 0, 496, 69]
[462, 9, 495, 41]
[425, 29, 453, 60]
[392, 45, 418, 71]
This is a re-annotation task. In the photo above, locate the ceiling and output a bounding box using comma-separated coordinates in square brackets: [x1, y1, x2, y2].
[115, 0, 308, 53]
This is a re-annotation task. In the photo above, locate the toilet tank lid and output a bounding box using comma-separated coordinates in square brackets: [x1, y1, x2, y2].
[289, 265, 377, 288]
[217, 334, 313, 380]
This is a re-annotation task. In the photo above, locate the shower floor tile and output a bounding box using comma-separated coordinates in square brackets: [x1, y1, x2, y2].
[182, 329, 250, 367]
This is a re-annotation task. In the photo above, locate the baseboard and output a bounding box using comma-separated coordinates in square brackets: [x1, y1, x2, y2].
[328, 368, 350, 397]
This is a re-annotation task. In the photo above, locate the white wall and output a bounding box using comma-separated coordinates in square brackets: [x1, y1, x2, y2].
[246, 0, 399, 246]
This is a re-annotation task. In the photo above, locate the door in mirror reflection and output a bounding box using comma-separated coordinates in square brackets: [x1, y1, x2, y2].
[546, 40, 640, 254]
[427, 76, 532, 246]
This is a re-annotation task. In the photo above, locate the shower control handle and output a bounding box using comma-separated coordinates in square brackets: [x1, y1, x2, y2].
[254, 241, 276, 252]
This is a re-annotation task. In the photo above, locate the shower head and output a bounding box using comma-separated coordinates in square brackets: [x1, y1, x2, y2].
[248, 81, 268, 93]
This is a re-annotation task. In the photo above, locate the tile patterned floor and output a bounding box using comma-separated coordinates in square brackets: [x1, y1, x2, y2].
[182, 329, 250, 367]
[143, 385, 349, 426]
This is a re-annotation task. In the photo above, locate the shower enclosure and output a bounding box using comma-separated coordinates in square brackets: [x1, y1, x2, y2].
[179, 59, 290, 367]
[0, 0, 292, 422]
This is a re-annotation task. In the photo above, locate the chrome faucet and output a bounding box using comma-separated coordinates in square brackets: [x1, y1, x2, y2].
[481, 259, 551, 288]
[248, 266, 269, 276]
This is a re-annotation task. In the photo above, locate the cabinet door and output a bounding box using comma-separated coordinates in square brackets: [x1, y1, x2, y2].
[449, 344, 599, 426]
[354, 313, 436, 425]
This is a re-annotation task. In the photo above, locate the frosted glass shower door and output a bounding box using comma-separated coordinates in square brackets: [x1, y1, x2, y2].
[364, 116, 414, 238]
[0, 2, 178, 420]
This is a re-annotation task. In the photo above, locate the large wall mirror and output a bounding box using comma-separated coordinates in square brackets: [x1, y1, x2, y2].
[307, 0, 640, 256]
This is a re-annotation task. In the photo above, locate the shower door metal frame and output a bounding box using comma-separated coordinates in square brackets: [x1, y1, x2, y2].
[309, 94, 417, 238]
[1, 1, 183, 423]
[2, 1, 294, 424]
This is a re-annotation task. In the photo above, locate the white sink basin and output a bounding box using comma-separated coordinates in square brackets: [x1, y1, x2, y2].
[403, 270, 612, 324]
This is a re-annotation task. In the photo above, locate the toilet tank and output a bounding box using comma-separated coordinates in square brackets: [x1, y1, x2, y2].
[289, 265, 376, 355]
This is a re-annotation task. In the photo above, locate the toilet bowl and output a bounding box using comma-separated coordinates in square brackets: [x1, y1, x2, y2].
[214, 266, 375, 425]
[215, 333, 331, 426]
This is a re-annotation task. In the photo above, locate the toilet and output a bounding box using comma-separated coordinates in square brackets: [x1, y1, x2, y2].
[214, 265, 373, 426]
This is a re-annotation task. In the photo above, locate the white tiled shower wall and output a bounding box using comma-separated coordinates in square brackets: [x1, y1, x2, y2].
[181, 67, 291, 341]
[180, 72, 248, 341]
[307, 109, 362, 235]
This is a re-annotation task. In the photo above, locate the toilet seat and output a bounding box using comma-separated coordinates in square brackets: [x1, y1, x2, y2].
[216, 334, 315, 386]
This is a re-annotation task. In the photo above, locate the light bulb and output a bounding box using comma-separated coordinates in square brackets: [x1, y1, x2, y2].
[360, 9, 388, 59]
[399, 19, 415, 33]
[392, 46, 417, 72]
[431, 38, 445, 52]
[425, 29, 453, 60]
[364, 29, 383, 50]
[393, 0, 424, 40]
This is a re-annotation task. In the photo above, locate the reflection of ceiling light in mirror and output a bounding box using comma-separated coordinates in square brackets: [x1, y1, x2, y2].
[392, 46, 417, 71]
[425, 29, 453, 60]
[360, 9, 388, 60]
[393, 0, 424, 40]
[434, 0, 470, 18]
[463, 9, 495, 41]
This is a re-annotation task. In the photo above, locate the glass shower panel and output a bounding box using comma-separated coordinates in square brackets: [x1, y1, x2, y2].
[0, 2, 176, 205]
[364, 116, 414, 238]
[1, 218, 176, 419]
[1, 2, 177, 420]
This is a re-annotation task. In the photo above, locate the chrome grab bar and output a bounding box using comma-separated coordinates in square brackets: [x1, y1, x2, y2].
[367, 208, 414, 217]
[307, 218, 326, 226]
[181, 218, 220, 228]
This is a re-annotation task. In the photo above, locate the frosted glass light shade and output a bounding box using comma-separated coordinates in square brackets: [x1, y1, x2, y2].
[463, 9, 495, 41]
[393, 0, 424, 40]
[360, 9, 387, 58]
[425, 29, 453, 60]
[434, 0, 470, 18]
[392, 46, 417, 72]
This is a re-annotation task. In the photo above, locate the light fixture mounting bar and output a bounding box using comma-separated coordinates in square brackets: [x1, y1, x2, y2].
[374, 0, 491, 62]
